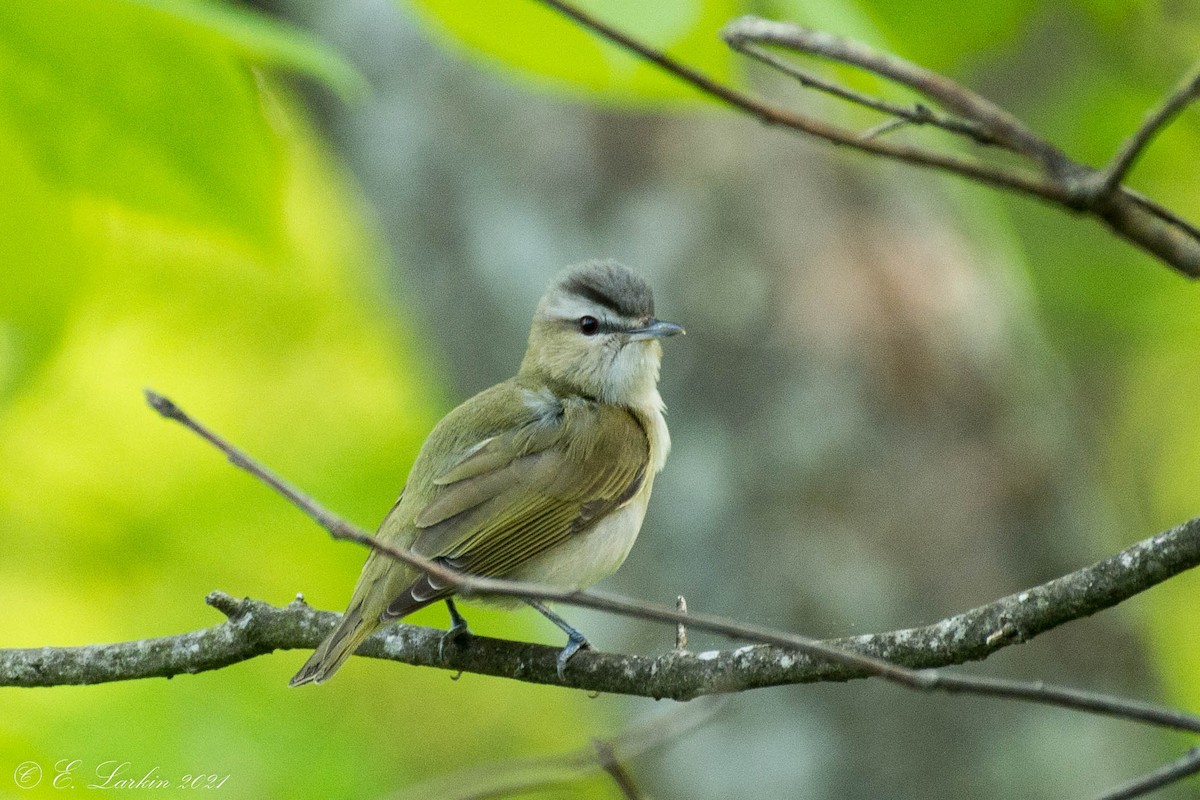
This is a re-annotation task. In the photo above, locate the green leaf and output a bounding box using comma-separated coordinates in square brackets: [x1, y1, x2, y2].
[402, 0, 741, 102]
[136, 0, 368, 101]
[0, 120, 81, 401]
[0, 0, 284, 248]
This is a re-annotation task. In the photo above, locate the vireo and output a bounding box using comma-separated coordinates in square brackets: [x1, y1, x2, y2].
[291, 260, 683, 685]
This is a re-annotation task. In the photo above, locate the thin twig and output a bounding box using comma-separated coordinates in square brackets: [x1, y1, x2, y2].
[1123, 186, 1200, 242]
[593, 740, 644, 800]
[530, 0, 1068, 204]
[675, 595, 688, 652]
[389, 700, 723, 800]
[1094, 747, 1200, 800]
[732, 41, 1004, 147]
[132, 389, 1200, 736]
[1097, 64, 1200, 199]
[528, 1, 1200, 277]
[860, 117, 913, 141]
[722, 17, 1068, 170]
[144, 390, 346, 542]
[142, 388, 925, 687]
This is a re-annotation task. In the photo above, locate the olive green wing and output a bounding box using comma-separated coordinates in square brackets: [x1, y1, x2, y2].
[382, 400, 648, 619]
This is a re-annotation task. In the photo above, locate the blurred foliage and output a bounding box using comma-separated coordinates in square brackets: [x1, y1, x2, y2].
[5, 0, 1200, 798]
[403, 0, 741, 101]
[0, 0, 619, 797]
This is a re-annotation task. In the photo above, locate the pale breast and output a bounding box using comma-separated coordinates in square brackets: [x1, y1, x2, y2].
[466, 399, 666, 609]
[506, 492, 650, 590]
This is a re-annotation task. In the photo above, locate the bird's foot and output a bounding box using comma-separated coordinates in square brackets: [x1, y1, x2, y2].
[439, 599, 474, 661]
[524, 599, 592, 679]
[438, 623, 473, 661]
[556, 631, 591, 680]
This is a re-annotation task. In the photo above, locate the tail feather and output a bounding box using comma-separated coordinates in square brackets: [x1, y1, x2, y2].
[289, 603, 378, 687]
[290, 560, 448, 686]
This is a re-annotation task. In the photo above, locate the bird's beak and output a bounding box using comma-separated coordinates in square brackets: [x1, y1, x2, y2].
[626, 319, 686, 341]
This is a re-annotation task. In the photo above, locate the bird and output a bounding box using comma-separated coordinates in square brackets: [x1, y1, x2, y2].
[290, 260, 683, 685]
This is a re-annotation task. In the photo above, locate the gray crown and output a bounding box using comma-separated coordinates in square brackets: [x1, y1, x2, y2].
[557, 260, 655, 319]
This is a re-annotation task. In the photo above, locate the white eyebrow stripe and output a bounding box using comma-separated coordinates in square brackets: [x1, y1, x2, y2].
[543, 294, 612, 321]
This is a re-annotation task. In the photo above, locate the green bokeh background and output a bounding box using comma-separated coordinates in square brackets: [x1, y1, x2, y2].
[2, 0, 1200, 798]
[0, 1, 617, 796]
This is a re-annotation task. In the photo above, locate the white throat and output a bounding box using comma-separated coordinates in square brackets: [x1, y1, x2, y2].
[608, 344, 671, 474]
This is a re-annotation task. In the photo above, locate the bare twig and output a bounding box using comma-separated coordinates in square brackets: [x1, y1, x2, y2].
[1096, 64, 1200, 199]
[138, 392, 1200, 798]
[593, 740, 644, 800]
[1095, 747, 1200, 800]
[530, 0, 1069, 203]
[731, 41, 1004, 147]
[141, 388, 924, 687]
[529, 1, 1200, 277]
[860, 117, 913, 141]
[118, 390, 1200, 738]
[675, 595, 688, 652]
[723, 18, 1067, 169]
[1122, 186, 1200, 242]
[144, 390, 361, 549]
[390, 700, 723, 800]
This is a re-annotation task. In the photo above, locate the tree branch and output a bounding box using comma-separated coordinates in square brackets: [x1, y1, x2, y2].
[1096, 64, 1200, 198]
[9, 390, 1200, 748]
[121, 390, 1200, 737]
[4, 497, 1198, 726]
[593, 740, 644, 800]
[1096, 747, 1200, 800]
[391, 700, 723, 800]
[531, 0, 1069, 203]
[531, 1, 1200, 277]
[726, 40, 1006, 148]
[723, 17, 1064, 166]
[8, 388, 1200, 800]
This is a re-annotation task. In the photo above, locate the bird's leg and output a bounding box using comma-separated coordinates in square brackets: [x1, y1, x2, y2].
[526, 600, 590, 679]
[439, 598, 473, 661]
[445, 597, 472, 636]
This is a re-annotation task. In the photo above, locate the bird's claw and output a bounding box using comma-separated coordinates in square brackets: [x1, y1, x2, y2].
[438, 620, 473, 661]
[555, 632, 591, 680]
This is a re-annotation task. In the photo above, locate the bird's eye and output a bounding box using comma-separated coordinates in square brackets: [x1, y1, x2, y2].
[578, 316, 600, 336]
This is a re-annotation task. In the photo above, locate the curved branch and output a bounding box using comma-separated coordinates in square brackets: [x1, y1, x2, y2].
[723, 17, 1067, 168]
[724, 40, 1006, 148]
[4, 515, 1200, 738]
[531, 1, 1200, 277]
[73, 388, 1197, 740]
[532, 0, 1069, 202]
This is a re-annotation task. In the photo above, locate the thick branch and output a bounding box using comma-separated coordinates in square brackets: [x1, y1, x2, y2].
[4, 515, 1200, 732]
[133, 390, 1200, 734]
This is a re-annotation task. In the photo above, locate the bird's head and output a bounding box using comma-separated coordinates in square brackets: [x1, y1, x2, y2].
[519, 261, 684, 408]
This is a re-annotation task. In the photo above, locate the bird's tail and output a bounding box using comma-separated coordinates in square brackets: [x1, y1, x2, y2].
[289, 599, 380, 687]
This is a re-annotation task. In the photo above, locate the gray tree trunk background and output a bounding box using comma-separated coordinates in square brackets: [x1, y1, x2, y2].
[251, 1, 1173, 796]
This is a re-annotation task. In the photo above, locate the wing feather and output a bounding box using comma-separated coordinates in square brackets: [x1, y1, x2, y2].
[389, 398, 649, 617]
